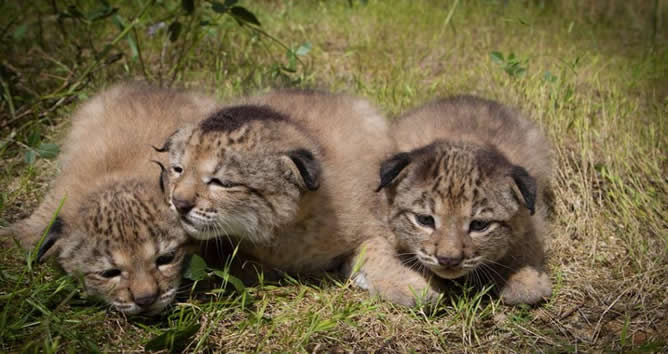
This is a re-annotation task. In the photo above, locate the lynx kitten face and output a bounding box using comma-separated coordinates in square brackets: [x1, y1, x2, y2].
[378, 141, 536, 280]
[42, 181, 189, 315]
[162, 105, 320, 244]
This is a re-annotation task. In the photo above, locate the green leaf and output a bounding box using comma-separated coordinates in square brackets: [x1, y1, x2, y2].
[182, 0, 195, 14]
[168, 21, 182, 42]
[489, 51, 504, 65]
[212, 270, 227, 279]
[112, 14, 127, 29]
[226, 274, 246, 294]
[229, 6, 261, 26]
[183, 254, 207, 281]
[36, 143, 60, 159]
[113, 15, 138, 59]
[24, 150, 35, 165]
[212, 270, 246, 293]
[144, 324, 201, 352]
[313, 318, 337, 332]
[12, 24, 28, 40]
[125, 31, 139, 59]
[26, 129, 41, 147]
[295, 42, 312, 56]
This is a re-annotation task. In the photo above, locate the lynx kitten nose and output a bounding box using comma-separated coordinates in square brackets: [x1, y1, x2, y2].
[172, 198, 194, 214]
[437, 255, 463, 268]
[134, 293, 158, 307]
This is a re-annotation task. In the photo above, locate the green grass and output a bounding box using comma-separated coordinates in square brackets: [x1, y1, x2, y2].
[1, 0, 666, 352]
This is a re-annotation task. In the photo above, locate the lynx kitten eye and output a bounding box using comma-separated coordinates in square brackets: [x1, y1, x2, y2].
[156, 252, 176, 266]
[172, 165, 183, 174]
[469, 220, 491, 233]
[100, 269, 121, 278]
[208, 178, 240, 188]
[415, 214, 435, 228]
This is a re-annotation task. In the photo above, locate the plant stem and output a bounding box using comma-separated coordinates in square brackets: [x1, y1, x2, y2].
[42, 0, 156, 100]
[134, 27, 153, 81]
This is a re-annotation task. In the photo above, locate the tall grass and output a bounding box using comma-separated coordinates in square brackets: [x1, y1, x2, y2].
[1, 0, 666, 352]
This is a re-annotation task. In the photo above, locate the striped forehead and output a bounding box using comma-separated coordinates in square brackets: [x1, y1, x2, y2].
[402, 148, 480, 215]
[186, 124, 263, 156]
[426, 150, 477, 195]
[82, 185, 175, 243]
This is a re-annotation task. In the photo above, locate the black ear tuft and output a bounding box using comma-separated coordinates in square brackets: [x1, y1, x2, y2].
[153, 129, 179, 153]
[376, 152, 412, 192]
[36, 216, 64, 263]
[150, 160, 167, 193]
[152, 143, 169, 153]
[287, 149, 321, 191]
[511, 166, 537, 215]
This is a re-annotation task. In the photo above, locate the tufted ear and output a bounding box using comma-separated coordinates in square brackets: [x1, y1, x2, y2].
[36, 216, 65, 263]
[376, 152, 412, 192]
[152, 130, 178, 153]
[150, 160, 168, 194]
[510, 165, 537, 215]
[285, 149, 321, 191]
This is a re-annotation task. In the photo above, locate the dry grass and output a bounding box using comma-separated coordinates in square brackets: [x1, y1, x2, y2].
[1, 0, 666, 352]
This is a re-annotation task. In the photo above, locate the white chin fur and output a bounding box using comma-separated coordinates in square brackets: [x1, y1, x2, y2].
[180, 215, 265, 243]
[113, 302, 142, 315]
[429, 266, 470, 280]
[146, 289, 177, 315]
[113, 288, 177, 316]
[180, 221, 219, 240]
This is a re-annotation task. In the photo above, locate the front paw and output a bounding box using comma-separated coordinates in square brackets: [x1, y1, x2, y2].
[357, 272, 441, 307]
[500, 267, 552, 305]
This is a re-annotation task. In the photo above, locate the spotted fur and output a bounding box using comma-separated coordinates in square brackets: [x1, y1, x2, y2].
[2, 83, 218, 314]
[380, 95, 553, 305]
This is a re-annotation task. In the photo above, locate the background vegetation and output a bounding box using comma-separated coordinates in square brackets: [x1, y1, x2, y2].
[1, 0, 666, 352]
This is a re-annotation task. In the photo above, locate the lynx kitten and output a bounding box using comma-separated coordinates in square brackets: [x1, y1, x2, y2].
[2, 83, 217, 314]
[377, 95, 552, 304]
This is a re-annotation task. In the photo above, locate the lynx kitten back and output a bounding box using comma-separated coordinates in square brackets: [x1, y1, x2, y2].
[378, 95, 553, 305]
[2, 83, 218, 314]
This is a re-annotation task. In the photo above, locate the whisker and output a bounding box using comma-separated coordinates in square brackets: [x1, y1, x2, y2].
[483, 259, 513, 270]
[480, 263, 504, 282]
[397, 252, 418, 257]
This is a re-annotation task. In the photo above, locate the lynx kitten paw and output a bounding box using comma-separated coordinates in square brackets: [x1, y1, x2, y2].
[354, 272, 440, 307]
[500, 267, 552, 305]
[352, 272, 371, 290]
